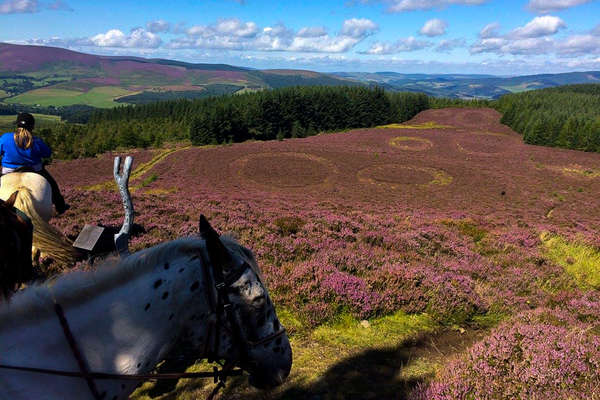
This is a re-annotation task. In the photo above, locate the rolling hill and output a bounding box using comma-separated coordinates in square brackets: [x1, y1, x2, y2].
[334, 71, 600, 99]
[0, 43, 357, 107]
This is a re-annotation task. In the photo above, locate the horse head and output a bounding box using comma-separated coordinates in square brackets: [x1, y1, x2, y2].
[198, 215, 292, 389]
[0, 191, 33, 301]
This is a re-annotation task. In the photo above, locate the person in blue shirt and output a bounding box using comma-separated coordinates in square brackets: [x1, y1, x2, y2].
[0, 113, 67, 214]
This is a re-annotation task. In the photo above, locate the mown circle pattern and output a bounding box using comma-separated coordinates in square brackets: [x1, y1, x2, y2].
[389, 136, 434, 151]
[357, 164, 452, 189]
[231, 152, 337, 189]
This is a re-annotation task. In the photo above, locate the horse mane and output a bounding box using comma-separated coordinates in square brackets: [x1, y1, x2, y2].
[12, 186, 78, 265]
[0, 237, 205, 329]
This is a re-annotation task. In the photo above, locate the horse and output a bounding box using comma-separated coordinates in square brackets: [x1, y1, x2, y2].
[0, 172, 77, 265]
[0, 215, 292, 399]
[0, 191, 34, 301]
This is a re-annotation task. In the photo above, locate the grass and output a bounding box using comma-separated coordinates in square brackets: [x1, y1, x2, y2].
[84, 147, 191, 192]
[312, 311, 436, 349]
[541, 233, 600, 289]
[5, 86, 133, 108]
[377, 121, 453, 130]
[130, 310, 443, 400]
[441, 219, 487, 243]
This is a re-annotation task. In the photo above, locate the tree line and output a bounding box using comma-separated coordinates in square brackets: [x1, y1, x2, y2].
[495, 84, 600, 152]
[36, 86, 430, 159]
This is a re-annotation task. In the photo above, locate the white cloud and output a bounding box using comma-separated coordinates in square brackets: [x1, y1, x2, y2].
[361, 36, 431, 54]
[592, 24, 600, 36]
[340, 18, 379, 38]
[90, 28, 162, 48]
[510, 16, 566, 38]
[435, 38, 465, 52]
[387, 0, 487, 12]
[528, 0, 593, 13]
[297, 27, 328, 38]
[419, 19, 447, 37]
[170, 18, 377, 53]
[479, 22, 500, 39]
[556, 34, 600, 55]
[214, 18, 259, 38]
[146, 20, 170, 33]
[0, 0, 38, 14]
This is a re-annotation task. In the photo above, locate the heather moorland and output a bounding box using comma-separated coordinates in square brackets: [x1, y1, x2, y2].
[45, 107, 600, 399]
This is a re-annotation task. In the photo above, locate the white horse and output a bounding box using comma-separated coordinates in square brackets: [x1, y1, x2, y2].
[0, 216, 292, 399]
[0, 172, 77, 265]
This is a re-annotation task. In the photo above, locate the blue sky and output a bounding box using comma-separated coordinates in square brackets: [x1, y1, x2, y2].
[1, 0, 599, 75]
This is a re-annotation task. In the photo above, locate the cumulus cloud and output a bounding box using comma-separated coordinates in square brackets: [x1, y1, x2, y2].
[435, 38, 465, 52]
[361, 36, 431, 54]
[528, 0, 593, 13]
[0, 0, 38, 14]
[146, 20, 170, 33]
[340, 18, 378, 38]
[386, 0, 487, 12]
[479, 22, 500, 39]
[510, 16, 566, 38]
[556, 34, 600, 56]
[471, 16, 570, 56]
[297, 26, 328, 38]
[90, 28, 162, 48]
[419, 19, 447, 37]
[169, 18, 378, 53]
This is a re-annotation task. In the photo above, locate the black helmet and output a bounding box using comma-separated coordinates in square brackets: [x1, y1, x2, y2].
[16, 112, 35, 131]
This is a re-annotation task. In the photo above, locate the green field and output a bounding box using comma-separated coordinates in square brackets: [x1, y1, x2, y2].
[0, 113, 62, 133]
[5, 86, 134, 108]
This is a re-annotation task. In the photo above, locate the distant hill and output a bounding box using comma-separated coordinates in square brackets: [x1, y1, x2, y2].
[0, 43, 357, 107]
[333, 71, 600, 99]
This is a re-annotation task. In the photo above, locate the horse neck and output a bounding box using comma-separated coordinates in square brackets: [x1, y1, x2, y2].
[0, 243, 216, 399]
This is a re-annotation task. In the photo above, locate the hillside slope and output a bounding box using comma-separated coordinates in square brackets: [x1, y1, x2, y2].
[46, 107, 600, 399]
[0, 43, 356, 107]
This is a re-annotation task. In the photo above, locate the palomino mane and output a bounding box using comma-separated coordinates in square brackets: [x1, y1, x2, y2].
[0, 237, 206, 328]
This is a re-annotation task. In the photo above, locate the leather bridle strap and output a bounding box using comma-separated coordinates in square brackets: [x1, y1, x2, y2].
[54, 303, 103, 399]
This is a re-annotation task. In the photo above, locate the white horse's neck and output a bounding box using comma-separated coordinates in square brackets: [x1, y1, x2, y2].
[0, 238, 214, 400]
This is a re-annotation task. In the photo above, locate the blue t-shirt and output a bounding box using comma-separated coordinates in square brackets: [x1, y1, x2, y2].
[0, 132, 51, 169]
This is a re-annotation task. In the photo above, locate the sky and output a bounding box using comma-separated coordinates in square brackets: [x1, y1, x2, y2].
[0, 0, 599, 75]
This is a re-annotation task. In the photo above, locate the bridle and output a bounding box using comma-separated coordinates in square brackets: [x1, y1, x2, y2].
[0, 226, 286, 400]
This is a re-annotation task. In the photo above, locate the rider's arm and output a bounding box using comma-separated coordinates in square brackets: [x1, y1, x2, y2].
[33, 137, 52, 159]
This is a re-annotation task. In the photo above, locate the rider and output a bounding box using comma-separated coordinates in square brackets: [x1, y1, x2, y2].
[0, 112, 68, 214]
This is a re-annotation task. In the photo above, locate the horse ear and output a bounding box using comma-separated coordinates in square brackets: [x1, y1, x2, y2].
[5, 191, 18, 208]
[199, 215, 232, 267]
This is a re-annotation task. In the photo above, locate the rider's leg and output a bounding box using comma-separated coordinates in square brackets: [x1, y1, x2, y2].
[37, 168, 68, 214]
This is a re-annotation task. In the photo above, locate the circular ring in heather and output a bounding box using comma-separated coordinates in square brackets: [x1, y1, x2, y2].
[456, 135, 509, 155]
[357, 164, 452, 189]
[232, 152, 337, 189]
[389, 136, 433, 151]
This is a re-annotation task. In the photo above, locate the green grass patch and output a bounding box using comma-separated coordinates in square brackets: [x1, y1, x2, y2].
[6, 86, 133, 108]
[541, 232, 600, 289]
[441, 219, 487, 243]
[0, 113, 61, 132]
[312, 311, 436, 349]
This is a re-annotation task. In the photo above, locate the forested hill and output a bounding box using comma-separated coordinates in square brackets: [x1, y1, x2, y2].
[38, 86, 429, 159]
[495, 84, 600, 152]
